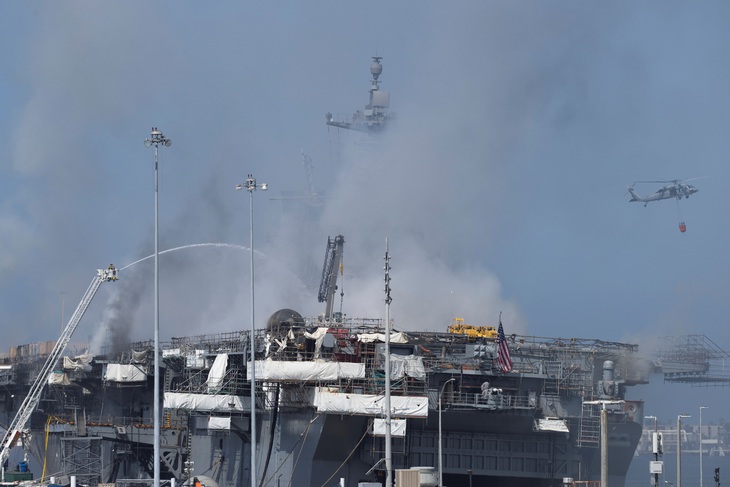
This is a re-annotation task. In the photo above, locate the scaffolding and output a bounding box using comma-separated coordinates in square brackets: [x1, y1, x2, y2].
[656, 335, 730, 386]
[61, 436, 103, 487]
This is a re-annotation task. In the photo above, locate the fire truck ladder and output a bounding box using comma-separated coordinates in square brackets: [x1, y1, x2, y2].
[318, 235, 345, 320]
[0, 265, 118, 472]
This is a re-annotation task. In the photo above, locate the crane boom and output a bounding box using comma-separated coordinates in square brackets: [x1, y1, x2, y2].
[317, 235, 344, 320]
[0, 266, 118, 471]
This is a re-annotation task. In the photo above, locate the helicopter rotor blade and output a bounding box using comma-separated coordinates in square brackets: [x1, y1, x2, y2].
[634, 177, 709, 185]
[680, 176, 710, 183]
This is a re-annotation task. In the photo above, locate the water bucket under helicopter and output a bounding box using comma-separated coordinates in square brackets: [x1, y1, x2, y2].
[679, 222, 687, 233]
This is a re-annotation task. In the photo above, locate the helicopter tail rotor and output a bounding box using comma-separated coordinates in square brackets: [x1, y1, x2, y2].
[626, 184, 642, 203]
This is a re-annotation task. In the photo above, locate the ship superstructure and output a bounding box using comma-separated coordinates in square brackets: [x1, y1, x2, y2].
[0, 311, 648, 487]
[326, 56, 392, 132]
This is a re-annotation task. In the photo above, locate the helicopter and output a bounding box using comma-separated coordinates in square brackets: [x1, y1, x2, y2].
[627, 179, 700, 207]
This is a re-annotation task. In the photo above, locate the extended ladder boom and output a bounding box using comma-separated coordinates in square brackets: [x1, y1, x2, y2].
[0, 266, 117, 469]
[318, 235, 344, 320]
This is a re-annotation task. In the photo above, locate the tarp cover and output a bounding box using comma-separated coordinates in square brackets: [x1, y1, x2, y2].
[48, 371, 70, 385]
[207, 353, 229, 392]
[131, 350, 148, 364]
[303, 327, 329, 358]
[389, 355, 426, 380]
[372, 418, 407, 437]
[105, 364, 147, 382]
[248, 360, 365, 381]
[314, 388, 428, 418]
[63, 352, 93, 371]
[162, 348, 181, 357]
[536, 418, 569, 433]
[208, 417, 231, 430]
[164, 392, 250, 412]
[357, 332, 408, 344]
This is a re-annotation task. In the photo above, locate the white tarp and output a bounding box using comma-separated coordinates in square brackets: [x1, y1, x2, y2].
[248, 360, 365, 381]
[389, 355, 426, 380]
[48, 371, 70, 385]
[162, 348, 181, 357]
[208, 417, 231, 430]
[164, 392, 250, 412]
[303, 327, 329, 358]
[63, 352, 93, 371]
[371, 418, 407, 437]
[536, 418, 569, 433]
[131, 350, 148, 364]
[265, 333, 288, 357]
[314, 389, 428, 418]
[206, 353, 229, 392]
[357, 332, 408, 344]
[105, 364, 147, 383]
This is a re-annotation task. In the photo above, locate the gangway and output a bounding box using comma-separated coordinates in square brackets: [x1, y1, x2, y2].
[0, 265, 118, 475]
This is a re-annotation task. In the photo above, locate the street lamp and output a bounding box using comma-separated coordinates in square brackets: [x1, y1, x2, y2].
[235, 175, 267, 487]
[701, 406, 708, 487]
[438, 378, 456, 487]
[144, 127, 171, 487]
[677, 414, 691, 487]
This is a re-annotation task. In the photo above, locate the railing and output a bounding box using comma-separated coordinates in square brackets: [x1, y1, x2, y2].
[446, 390, 535, 410]
[46, 413, 187, 431]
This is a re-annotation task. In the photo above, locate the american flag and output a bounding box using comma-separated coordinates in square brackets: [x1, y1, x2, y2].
[496, 317, 512, 373]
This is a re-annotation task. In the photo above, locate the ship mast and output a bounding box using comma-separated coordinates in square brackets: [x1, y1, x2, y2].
[384, 239, 393, 487]
[325, 56, 391, 132]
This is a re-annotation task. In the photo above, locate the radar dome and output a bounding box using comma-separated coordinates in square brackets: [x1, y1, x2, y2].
[266, 309, 305, 334]
[371, 60, 382, 80]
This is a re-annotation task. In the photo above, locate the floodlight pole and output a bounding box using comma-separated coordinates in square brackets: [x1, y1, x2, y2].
[144, 127, 171, 487]
[645, 415, 658, 487]
[677, 414, 691, 487]
[701, 407, 708, 487]
[384, 239, 393, 487]
[583, 399, 625, 487]
[236, 175, 267, 487]
[438, 378, 456, 487]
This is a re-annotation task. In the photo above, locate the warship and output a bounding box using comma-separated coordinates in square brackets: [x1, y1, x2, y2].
[0, 261, 648, 487]
[0, 58, 650, 487]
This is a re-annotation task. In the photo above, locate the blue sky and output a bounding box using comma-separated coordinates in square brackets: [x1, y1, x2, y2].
[1, 2, 730, 422]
